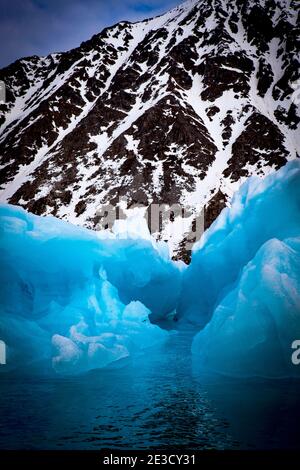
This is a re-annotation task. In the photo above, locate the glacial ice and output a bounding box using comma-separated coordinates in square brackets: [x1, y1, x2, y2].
[0, 204, 179, 373]
[0, 161, 300, 377]
[185, 160, 300, 377]
[192, 236, 300, 378]
[178, 159, 300, 328]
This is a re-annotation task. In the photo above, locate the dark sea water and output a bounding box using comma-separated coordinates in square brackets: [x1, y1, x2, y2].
[0, 332, 300, 450]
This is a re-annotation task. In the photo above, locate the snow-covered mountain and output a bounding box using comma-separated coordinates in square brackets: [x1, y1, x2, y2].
[0, 0, 299, 259]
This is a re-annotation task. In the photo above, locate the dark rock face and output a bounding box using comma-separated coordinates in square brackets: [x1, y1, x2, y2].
[224, 113, 289, 181]
[0, 0, 299, 259]
[198, 53, 254, 101]
[257, 58, 274, 97]
[204, 190, 227, 231]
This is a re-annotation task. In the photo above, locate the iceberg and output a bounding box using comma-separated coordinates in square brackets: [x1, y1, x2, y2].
[178, 160, 300, 328]
[0, 204, 179, 373]
[1, 160, 300, 377]
[184, 160, 300, 377]
[192, 236, 300, 378]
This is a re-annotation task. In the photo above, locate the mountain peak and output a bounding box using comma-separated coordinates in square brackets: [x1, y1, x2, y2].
[0, 0, 299, 259]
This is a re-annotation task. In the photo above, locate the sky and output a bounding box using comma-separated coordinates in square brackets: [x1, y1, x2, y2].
[0, 0, 182, 68]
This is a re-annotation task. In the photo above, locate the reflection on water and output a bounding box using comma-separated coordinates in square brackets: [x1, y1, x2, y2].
[196, 374, 300, 449]
[0, 332, 299, 450]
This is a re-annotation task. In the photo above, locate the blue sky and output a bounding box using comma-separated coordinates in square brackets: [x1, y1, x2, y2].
[0, 0, 181, 68]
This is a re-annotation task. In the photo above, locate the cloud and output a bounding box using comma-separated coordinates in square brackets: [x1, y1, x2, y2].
[0, 0, 181, 68]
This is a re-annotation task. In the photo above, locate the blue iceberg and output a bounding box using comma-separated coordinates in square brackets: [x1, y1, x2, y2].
[192, 236, 300, 378]
[0, 205, 180, 373]
[0, 160, 300, 377]
[179, 160, 300, 328]
[181, 160, 300, 377]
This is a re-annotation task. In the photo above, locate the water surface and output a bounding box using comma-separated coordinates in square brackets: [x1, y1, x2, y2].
[1, 333, 299, 450]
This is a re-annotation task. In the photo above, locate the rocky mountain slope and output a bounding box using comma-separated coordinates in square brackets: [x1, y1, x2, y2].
[0, 0, 299, 259]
